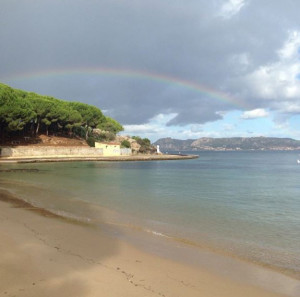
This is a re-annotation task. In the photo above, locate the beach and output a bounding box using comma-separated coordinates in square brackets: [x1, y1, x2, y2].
[1, 152, 300, 297]
[0, 189, 296, 297]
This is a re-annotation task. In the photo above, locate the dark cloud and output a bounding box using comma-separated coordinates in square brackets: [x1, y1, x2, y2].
[1, 0, 300, 126]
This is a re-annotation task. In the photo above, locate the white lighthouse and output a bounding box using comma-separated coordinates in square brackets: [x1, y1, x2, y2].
[157, 145, 160, 154]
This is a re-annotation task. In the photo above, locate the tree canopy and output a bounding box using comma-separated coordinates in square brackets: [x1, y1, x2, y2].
[0, 82, 123, 140]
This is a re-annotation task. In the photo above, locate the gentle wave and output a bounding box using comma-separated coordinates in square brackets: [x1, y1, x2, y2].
[1, 152, 300, 280]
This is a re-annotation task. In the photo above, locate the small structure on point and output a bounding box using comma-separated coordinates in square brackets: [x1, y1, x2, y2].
[95, 142, 121, 156]
[157, 145, 160, 154]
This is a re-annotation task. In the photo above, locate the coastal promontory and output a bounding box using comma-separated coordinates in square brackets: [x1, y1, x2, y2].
[154, 137, 300, 151]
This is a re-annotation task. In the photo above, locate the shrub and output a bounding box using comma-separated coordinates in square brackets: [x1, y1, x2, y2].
[94, 131, 116, 142]
[142, 138, 151, 146]
[121, 140, 131, 148]
[86, 136, 95, 147]
[132, 136, 151, 147]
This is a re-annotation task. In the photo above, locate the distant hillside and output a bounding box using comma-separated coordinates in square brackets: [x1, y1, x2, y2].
[154, 138, 195, 151]
[154, 137, 300, 151]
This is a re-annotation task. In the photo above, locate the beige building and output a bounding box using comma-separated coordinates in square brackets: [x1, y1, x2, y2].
[95, 142, 121, 156]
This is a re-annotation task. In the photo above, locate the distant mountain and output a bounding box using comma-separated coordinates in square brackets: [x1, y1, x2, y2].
[154, 137, 300, 151]
[154, 138, 195, 151]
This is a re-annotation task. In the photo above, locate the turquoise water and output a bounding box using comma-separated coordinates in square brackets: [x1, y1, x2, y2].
[1, 151, 300, 277]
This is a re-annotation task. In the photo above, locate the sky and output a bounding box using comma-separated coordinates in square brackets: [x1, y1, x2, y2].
[1, 0, 300, 141]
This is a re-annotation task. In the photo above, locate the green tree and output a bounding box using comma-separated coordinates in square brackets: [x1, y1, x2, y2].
[0, 82, 123, 141]
[98, 116, 124, 134]
[63, 107, 82, 134]
[26, 93, 52, 134]
[0, 84, 35, 134]
[69, 102, 105, 139]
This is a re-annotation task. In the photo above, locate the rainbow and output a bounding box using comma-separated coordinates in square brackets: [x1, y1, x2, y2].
[1, 67, 248, 109]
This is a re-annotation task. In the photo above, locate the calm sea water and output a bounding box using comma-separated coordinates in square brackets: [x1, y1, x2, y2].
[1, 151, 300, 277]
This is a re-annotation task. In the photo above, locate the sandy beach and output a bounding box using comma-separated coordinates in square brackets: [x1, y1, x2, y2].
[0, 190, 294, 297]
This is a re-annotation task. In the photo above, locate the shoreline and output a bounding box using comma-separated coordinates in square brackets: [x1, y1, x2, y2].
[0, 189, 299, 297]
[0, 154, 198, 163]
[1, 174, 299, 282]
[1, 185, 298, 281]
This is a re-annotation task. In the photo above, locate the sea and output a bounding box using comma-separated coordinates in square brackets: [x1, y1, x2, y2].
[1, 151, 300, 282]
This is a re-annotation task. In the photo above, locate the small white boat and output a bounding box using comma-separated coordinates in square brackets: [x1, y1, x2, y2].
[297, 159, 300, 164]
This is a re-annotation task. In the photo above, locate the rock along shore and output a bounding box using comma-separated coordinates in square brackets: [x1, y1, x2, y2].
[0, 154, 198, 163]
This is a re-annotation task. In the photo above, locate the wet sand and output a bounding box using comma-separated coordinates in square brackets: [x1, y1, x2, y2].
[0, 190, 293, 297]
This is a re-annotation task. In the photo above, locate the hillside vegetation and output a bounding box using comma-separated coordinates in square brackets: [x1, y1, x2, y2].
[0, 82, 123, 143]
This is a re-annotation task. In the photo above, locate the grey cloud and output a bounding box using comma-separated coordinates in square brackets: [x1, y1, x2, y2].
[1, 0, 300, 125]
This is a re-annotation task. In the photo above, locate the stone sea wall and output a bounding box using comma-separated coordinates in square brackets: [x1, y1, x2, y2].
[120, 148, 132, 155]
[0, 146, 103, 158]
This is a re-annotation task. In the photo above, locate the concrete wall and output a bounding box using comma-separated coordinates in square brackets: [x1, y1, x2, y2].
[0, 146, 103, 158]
[120, 148, 132, 156]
